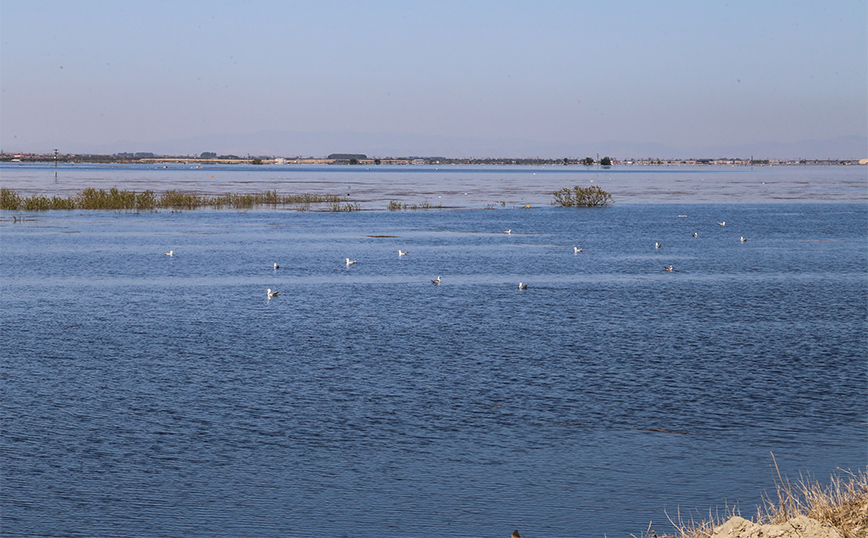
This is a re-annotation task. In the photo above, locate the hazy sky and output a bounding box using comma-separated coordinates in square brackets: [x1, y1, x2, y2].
[1, 1, 866, 157]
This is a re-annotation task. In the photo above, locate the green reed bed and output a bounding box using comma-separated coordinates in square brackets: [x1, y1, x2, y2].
[388, 200, 443, 210]
[0, 187, 345, 211]
[329, 201, 362, 212]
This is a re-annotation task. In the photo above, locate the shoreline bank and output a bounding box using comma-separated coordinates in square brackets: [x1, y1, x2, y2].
[649, 468, 867, 538]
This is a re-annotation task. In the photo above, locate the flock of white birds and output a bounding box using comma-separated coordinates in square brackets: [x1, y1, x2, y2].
[162, 222, 747, 299]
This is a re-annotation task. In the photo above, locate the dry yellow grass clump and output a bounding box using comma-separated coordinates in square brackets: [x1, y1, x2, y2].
[647, 457, 867, 538]
[755, 466, 868, 538]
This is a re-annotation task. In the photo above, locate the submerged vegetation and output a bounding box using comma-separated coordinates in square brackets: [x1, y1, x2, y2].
[0, 187, 344, 211]
[552, 185, 613, 207]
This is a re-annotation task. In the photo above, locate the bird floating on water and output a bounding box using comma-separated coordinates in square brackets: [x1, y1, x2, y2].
[273, 263, 280, 270]
[718, 221, 726, 226]
[692, 232, 698, 238]
[164, 250, 173, 256]
[398, 250, 408, 256]
[574, 247, 583, 253]
[654, 242, 661, 249]
[346, 258, 357, 266]
[740, 236, 747, 242]
[267, 288, 279, 298]
[432, 276, 441, 285]
[664, 265, 674, 272]
[504, 229, 511, 234]
[512, 531, 521, 538]
[518, 282, 528, 289]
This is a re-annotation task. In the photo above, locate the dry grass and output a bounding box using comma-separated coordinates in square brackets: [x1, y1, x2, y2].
[757, 456, 868, 538]
[644, 505, 740, 538]
[642, 455, 868, 538]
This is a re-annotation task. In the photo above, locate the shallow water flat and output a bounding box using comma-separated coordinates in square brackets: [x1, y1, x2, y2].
[1, 204, 866, 538]
[1, 162, 866, 206]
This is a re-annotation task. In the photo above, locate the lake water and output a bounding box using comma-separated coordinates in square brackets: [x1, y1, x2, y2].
[1, 164, 866, 538]
[1, 161, 866, 206]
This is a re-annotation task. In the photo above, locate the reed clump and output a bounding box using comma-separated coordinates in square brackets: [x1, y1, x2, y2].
[552, 184, 613, 207]
[387, 200, 442, 210]
[0, 187, 344, 211]
[329, 201, 361, 212]
[1, 187, 22, 210]
[646, 462, 867, 538]
[159, 190, 203, 209]
[77, 187, 138, 210]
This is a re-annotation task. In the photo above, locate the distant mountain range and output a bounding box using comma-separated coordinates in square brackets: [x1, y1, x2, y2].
[16, 131, 868, 161]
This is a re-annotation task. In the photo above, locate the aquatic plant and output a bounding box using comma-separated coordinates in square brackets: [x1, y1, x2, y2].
[329, 202, 361, 212]
[135, 190, 158, 210]
[552, 185, 613, 207]
[22, 195, 52, 211]
[75, 187, 138, 210]
[219, 193, 257, 209]
[0, 187, 347, 212]
[1, 187, 22, 210]
[408, 201, 442, 210]
[159, 190, 203, 210]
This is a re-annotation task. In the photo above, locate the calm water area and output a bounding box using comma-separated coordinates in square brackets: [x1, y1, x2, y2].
[1, 163, 866, 538]
[1, 161, 866, 206]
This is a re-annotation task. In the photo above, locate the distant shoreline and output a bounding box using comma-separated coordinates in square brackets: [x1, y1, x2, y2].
[2, 153, 864, 167]
[2, 159, 864, 206]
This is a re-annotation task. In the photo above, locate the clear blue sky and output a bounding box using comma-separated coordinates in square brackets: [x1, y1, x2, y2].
[1, 0, 866, 158]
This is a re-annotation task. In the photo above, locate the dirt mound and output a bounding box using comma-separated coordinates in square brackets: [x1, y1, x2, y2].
[711, 515, 843, 538]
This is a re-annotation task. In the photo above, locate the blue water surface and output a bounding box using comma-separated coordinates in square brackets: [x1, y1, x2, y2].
[1, 203, 865, 538]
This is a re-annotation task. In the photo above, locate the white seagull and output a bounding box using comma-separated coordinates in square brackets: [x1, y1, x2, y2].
[345, 258, 357, 266]
[432, 276, 441, 285]
[718, 221, 726, 226]
[273, 263, 280, 270]
[740, 236, 747, 242]
[574, 247, 583, 253]
[398, 250, 408, 256]
[655, 242, 661, 249]
[504, 229, 512, 234]
[267, 288, 279, 298]
[692, 232, 697, 238]
[164, 250, 173, 256]
[518, 282, 528, 289]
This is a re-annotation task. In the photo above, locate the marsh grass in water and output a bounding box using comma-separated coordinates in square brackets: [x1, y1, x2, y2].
[387, 200, 443, 210]
[0, 187, 344, 211]
[552, 185, 613, 207]
[329, 201, 362, 212]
